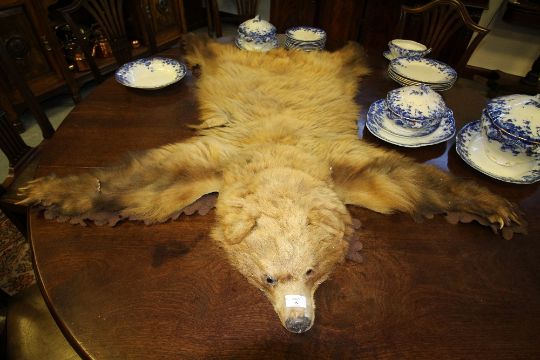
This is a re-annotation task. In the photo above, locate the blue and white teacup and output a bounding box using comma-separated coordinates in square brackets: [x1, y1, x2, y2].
[388, 39, 431, 58]
[480, 94, 540, 166]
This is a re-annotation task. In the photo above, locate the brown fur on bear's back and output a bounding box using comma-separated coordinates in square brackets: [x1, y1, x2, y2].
[185, 41, 371, 148]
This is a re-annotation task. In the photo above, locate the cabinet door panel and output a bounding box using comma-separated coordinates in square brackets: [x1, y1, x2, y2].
[145, 0, 185, 48]
[0, 6, 52, 80]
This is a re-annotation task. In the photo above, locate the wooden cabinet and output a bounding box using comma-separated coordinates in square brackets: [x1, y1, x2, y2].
[0, 0, 77, 131]
[0, 0, 186, 131]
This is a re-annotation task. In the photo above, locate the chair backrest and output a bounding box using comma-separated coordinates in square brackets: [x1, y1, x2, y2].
[0, 39, 54, 236]
[395, 0, 489, 73]
[58, 0, 131, 82]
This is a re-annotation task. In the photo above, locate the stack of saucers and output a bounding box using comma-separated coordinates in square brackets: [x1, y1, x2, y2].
[235, 15, 278, 52]
[285, 26, 326, 51]
[365, 84, 456, 147]
[456, 94, 540, 184]
[388, 56, 457, 91]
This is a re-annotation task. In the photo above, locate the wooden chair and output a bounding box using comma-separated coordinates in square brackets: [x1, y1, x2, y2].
[394, 0, 489, 74]
[58, 0, 131, 82]
[0, 108, 44, 237]
[236, 0, 259, 22]
[1, 285, 81, 359]
[205, 0, 223, 38]
[0, 38, 54, 140]
[0, 37, 57, 236]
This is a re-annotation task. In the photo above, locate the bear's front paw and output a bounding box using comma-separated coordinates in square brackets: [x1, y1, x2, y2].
[445, 199, 527, 240]
[17, 175, 60, 207]
[17, 174, 99, 216]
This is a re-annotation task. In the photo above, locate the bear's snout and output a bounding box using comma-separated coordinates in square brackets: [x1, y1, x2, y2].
[285, 316, 312, 333]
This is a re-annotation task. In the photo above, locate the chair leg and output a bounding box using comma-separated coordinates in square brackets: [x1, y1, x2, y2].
[210, 0, 223, 38]
[0, 39, 54, 139]
[0, 76, 25, 133]
[205, 0, 222, 38]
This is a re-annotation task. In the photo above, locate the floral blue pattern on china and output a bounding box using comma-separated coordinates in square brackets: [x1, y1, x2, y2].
[115, 57, 186, 89]
[383, 50, 397, 61]
[387, 112, 440, 135]
[390, 57, 457, 84]
[388, 39, 430, 58]
[365, 99, 455, 147]
[485, 94, 540, 143]
[235, 37, 278, 52]
[456, 121, 540, 184]
[481, 110, 539, 158]
[386, 84, 448, 121]
[238, 16, 277, 44]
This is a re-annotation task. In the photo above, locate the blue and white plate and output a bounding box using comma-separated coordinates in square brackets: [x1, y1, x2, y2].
[285, 26, 326, 51]
[365, 99, 455, 147]
[456, 121, 540, 184]
[387, 68, 455, 91]
[115, 57, 187, 90]
[390, 57, 457, 84]
[286, 26, 326, 42]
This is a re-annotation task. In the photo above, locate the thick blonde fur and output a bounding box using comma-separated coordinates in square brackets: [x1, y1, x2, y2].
[18, 35, 525, 332]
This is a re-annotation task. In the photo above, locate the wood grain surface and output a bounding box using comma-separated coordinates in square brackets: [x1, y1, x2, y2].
[30, 47, 540, 360]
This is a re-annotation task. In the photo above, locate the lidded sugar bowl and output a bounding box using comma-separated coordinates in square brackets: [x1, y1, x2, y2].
[386, 84, 449, 136]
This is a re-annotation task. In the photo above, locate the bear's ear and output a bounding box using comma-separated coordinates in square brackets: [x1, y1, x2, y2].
[218, 194, 259, 245]
[223, 214, 256, 245]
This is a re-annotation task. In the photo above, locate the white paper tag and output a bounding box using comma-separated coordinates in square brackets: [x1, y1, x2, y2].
[285, 295, 307, 308]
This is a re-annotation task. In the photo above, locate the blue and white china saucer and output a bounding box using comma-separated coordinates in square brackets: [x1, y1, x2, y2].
[365, 99, 456, 147]
[235, 36, 278, 52]
[456, 121, 540, 184]
[115, 57, 186, 89]
[390, 57, 457, 84]
[383, 50, 396, 60]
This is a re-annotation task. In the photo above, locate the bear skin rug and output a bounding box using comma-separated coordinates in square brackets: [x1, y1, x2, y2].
[18, 35, 526, 333]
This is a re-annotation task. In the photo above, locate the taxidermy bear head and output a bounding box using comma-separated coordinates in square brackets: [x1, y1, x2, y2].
[212, 147, 350, 333]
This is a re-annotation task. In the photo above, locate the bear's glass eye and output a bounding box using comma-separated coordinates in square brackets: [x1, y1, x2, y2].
[265, 275, 277, 285]
[305, 269, 314, 277]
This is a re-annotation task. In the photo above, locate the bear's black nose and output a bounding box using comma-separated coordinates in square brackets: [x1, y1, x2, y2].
[285, 316, 311, 333]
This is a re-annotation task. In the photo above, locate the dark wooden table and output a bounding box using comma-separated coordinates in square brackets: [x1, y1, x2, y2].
[30, 47, 540, 359]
